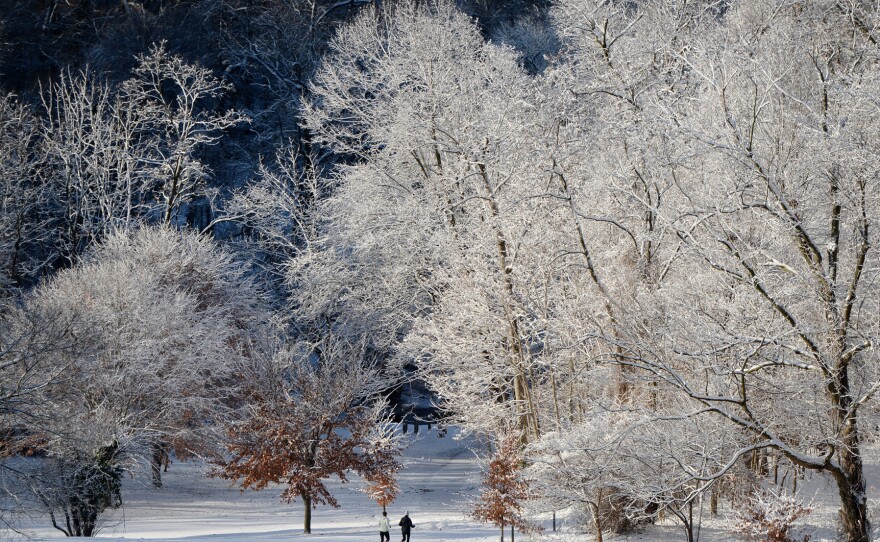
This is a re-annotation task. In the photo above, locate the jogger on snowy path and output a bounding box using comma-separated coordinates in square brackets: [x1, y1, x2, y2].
[379, 511, 391, 542]
[398, 511, 414, 542]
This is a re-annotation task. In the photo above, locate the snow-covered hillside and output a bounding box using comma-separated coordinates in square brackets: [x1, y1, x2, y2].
[11, 425, 880, 542]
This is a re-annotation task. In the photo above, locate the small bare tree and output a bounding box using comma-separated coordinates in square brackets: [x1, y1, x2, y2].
[735, 488, 813, 542]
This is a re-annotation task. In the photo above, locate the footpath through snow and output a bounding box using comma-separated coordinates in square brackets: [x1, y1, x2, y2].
[13, 425, 880, 542]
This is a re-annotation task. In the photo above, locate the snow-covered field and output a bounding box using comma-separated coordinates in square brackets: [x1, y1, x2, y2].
[11, 426, 880, 542]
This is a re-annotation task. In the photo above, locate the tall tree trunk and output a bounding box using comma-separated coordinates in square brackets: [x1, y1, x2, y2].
[834, 419, 869, 542]
[829, 328, 870, 542]
[302, 493, 312, 533]
[477, 160, 540, 442]
[835, 472, 868, 542]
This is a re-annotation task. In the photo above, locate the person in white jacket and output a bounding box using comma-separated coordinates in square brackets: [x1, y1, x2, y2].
[379, 510, 391, 542]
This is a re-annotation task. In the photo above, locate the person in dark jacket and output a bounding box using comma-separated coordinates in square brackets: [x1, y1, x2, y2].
[398, 510, 415, 542]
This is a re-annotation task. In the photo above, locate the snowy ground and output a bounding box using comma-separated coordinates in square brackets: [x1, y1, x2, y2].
[9, 426, 880, 542]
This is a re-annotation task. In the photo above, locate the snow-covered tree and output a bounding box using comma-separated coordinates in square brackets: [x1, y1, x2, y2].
[16, 225, 262, 535]
[41, 45, 243, 265]
[0, 298, 86, 462]
[303, 0, 552, 443]
[528, 415, 629, 542]
[30, 440, 124, 537]
[43, 44, 242, 262]
[545, 2, 880, 541]
[291, 3, 880, 541]
[221, 146, 325, 294]
[0, 296, 95, 535]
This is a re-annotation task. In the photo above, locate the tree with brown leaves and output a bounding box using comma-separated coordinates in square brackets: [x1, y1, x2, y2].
[217, 334, 400, 533]
[473, 435, 537, 542]
[363, 436, 401, 513]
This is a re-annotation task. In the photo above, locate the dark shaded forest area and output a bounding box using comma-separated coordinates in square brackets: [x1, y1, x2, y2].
[0, 0, 549, 290]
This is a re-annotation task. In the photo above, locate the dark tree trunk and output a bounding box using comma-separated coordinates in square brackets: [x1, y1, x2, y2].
[829, 343, 870, 542]
[150, 442, 166, 488]
[836, 483, 868, 542]
[687, 500, 695, 542]
[669, 502, 695, 542]
[302, 493, 312, 533]
[82, 507, 97, 537]
[834, 441, 869, 542]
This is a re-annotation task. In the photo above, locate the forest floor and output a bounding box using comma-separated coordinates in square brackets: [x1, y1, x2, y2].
[10, 426, 880, 541]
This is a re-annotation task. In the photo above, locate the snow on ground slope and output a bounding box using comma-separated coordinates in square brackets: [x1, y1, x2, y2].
[17, 426, 502, 542]
[12, 426, 880, 542]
